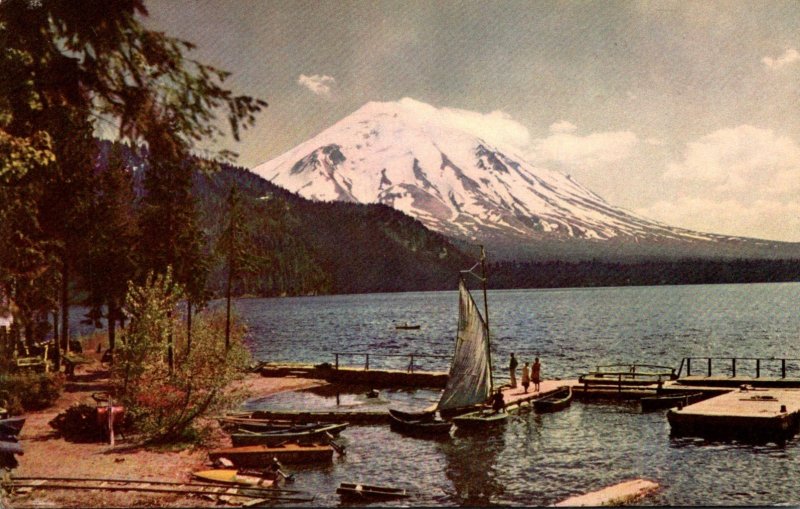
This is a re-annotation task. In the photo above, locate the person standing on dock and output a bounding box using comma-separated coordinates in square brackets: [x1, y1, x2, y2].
[521, 362, 530, 393]
[532, 357, 541, 392]
[509, 353, 518, 388]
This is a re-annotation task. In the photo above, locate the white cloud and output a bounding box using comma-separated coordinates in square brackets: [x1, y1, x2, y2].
[396, 97, 531, 149]
[640, 125, 800, 241]
[532, 128, 639, 169]
[297, 74, 336, 98]
[549, 120, 578, 134]
[762, 48, 800, 70]
[663, 125, 800, 196]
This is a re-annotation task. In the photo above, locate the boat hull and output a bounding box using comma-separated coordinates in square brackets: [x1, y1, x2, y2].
[640, 392, 703, 412]
[389, 413, 452, 438]
[230, 423, 347, 447]
[388, 408, 435, 422]
[0, 417, 26, 437]
[452, 410, 508, 428]
[533, 387, 573, 413]
[336, 482, 409, 501]
[192, 469, 278, 487]
[208, 443, 334, 467]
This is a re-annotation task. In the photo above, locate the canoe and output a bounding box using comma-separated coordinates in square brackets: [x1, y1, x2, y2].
[209, 443, 334, 467]
[389, 413, 452, 438]
[451, 409, 508, 428]
[0, 417, 25, 437]
[394, 323, 421, 330]
[230, 423, 347, 447]
[192, 469, 278, 487]
[640, 392, 703, 412]
[336, 482, 410, 502]
[388, 408, 436, 422]
[533, 387, 573, 413]
[233, 421, 326, 433]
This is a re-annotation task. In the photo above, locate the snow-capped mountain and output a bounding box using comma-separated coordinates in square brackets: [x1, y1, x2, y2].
[253, 99, 719, 245]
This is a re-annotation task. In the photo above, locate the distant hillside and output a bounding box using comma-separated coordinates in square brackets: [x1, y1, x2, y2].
[193, 166, 475, 296]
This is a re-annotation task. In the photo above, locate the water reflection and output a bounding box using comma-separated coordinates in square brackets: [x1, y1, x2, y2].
[441, 430, 506, 506]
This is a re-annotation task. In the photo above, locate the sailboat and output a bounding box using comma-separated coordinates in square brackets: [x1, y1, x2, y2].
[389, 246, 504, 433]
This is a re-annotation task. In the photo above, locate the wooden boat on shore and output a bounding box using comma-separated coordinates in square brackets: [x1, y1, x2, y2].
[533, 387, 573, 413]
[230, 423, 347, 447]
[336, 482, 410, 502]
[209, 443, 334, 467]
[640, 392, 703, 412]
[452, 409, 508, 428]
[192, 469, 281, 488]
[389, 412, 452, 438]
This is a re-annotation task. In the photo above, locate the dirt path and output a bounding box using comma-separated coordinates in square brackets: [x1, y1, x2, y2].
[7, 356, 325, 508]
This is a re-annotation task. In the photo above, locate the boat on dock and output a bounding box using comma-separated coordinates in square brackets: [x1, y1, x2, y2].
[230, 423, 347, 447]
[336, 482, 410, 502]
[533, 386, 572, 413]
[640, 392, 703, 412]
[388, 412, 452, 438]
[208, 443, 334, 467]
[192, 469, 281, 488]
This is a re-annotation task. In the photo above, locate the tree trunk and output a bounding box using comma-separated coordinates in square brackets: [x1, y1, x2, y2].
[108, 304, 116, 363]
[186, 300, 192, 353]
[52, 309, 60, 371]
[60, 255, 70, 355]
[167, 311, 173, 374]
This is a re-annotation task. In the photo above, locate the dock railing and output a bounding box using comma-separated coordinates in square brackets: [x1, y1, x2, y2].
[332, 352, 451, 373]
[677, 356, 800, 379]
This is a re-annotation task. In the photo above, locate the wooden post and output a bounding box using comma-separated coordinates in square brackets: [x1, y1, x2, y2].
[732, 358, 736, 378]
[687, 357, 691, 377]
[107, 397, 115, 447]
[335, 353, 339, 370]
[365, 354, 369, 371]
[409, 354, 415, 373]
[782, 359, 786, 378]
[707, 358, 712, 377]
[756, 359, 760, 378]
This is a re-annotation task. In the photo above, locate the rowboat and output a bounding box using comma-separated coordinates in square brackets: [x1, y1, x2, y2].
[388, 408, 436, 422]
[230, 423, 347, 447]
[533, 386, 573, 413]
[336, 482, 410, 502]
[0, 417, 26, 437]
[640, 392, 703, 412]
[451, 409, 508, 428]
[209, 443, 334, 467]
[192, 469, 280, 488]
[389, 413, 452, 438]
[394, 323, 421, 330]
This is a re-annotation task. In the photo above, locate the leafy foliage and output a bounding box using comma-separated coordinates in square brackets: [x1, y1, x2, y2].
[0, 372, 65, 413]
[113, 269, 250, 443]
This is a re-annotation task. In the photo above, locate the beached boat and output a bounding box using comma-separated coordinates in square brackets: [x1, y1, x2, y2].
[230, 423, 347, 447]
[336, 482, 410, 502]
[640, 392, 703, 412]
[533, 386, 573, 413]
[208, 443, 334, 467]
[389, 412, 452, 438]
[0, 416, 25, 437]
[0, 439, 22, 455]
[192, 469, 280, 487]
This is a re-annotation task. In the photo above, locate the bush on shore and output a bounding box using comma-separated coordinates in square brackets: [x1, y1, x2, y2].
[113, 269, 251, 444]
[0, 372, 65, 413]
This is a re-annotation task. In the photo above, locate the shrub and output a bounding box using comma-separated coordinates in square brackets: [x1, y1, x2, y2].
[0, 372, 64, 412]
[113, 269, 251, 443]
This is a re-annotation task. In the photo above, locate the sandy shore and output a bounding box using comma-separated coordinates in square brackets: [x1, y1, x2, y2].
[7, 352, 325, 508]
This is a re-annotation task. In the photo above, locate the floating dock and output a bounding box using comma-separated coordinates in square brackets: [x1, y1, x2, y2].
[667, 386, 800, 442]
[259, 363, 448, 388]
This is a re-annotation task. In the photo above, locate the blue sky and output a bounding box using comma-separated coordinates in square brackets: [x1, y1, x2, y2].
[147, 0, 800, 242]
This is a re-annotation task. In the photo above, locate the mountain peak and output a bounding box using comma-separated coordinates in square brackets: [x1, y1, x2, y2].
[253, 99, 718, 245]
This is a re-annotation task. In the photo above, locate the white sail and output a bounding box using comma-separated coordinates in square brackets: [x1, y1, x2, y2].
[437, 278, 492, 412]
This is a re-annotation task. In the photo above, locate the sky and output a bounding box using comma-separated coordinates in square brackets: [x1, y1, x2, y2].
[147, 0, 800, 242]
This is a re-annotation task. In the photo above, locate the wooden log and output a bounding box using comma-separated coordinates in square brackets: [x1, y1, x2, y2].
[552, 479, 659, 507]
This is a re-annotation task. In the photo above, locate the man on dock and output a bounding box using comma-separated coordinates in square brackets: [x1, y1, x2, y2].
[532, 357, 541, 392]
[509, 353, 518, 388]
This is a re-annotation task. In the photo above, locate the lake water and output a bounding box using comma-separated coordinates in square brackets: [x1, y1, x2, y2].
[229, 283, 800, 506]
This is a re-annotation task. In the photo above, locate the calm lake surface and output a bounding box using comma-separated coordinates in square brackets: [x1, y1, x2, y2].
[230, 283, 800, 506]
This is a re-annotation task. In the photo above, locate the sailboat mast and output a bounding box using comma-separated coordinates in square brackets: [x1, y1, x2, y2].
[480, 245, 493, 390]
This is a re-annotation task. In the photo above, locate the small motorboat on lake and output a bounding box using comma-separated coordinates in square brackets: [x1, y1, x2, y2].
[336, 482, 410, 502]
[533, 386, 573, 413]
[394, 322, 421, 330]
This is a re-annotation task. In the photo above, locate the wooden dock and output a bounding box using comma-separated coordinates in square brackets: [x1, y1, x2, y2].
[667, 386, 800, 442]
[499, 380, 580, 410]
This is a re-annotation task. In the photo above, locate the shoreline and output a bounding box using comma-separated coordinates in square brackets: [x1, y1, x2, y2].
[8, 349, 325, 508]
